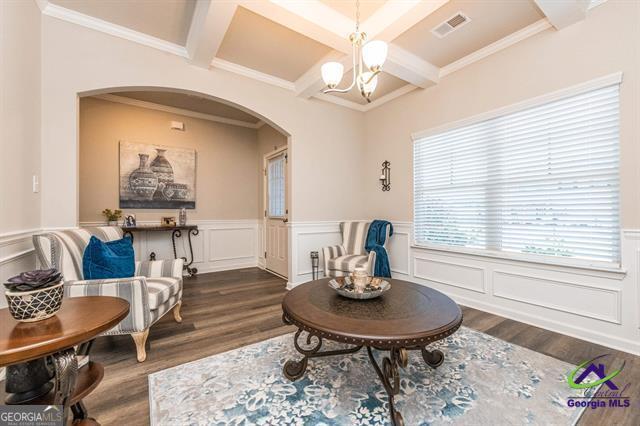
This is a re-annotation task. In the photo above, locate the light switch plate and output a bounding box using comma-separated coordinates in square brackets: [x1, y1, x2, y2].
[32, 175, 39, 193]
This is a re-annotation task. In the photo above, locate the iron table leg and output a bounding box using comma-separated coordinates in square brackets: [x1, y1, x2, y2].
[51, 348, 78, 425]
[367, 347, 407, 426]
[282, 328, 362, 381]
[185, 229, 199, 276]
[171, 229, 199, 276]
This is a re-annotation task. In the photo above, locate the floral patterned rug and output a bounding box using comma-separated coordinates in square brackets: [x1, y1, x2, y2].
[149, 326, 595, 425]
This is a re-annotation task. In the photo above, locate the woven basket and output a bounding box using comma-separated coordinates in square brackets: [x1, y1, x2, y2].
[5, 281, 64, 322]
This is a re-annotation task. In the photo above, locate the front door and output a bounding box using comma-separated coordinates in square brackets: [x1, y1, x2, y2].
[264, 149, 288, 278]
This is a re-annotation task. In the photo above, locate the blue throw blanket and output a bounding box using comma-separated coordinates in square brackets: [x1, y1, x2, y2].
[365, 220, 393, 278]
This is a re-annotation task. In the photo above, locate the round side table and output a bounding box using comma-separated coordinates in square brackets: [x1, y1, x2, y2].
[0, 296, 129, 425]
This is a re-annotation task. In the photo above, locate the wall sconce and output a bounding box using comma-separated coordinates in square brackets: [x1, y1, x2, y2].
[379, 161, 391, 191]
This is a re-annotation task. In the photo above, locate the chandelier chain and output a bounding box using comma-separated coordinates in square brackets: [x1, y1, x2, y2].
[355, 0, 360, 32]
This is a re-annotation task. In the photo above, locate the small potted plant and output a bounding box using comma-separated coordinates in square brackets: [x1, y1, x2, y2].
[102, 208, 123, 226]
[4, 269, 64, 322]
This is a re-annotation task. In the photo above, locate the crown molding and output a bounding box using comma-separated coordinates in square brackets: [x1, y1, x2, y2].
[311, 93, 367, 112]
[37, 0, 188, 58]
[35, 0, 592, 114]
[311, 84, 420, 113]
[210, 58, 296, 92]
[440, 18, 553, 78]
[93, 94, 262, 129]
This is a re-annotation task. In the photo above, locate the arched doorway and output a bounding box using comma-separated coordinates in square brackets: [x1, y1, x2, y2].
[77, 87, 291, 280]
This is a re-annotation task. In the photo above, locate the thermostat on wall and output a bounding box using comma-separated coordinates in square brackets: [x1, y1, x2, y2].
[170, 121, 185, 131]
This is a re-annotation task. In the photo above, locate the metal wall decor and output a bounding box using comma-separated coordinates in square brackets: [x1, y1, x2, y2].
[380, 161, 391, 191]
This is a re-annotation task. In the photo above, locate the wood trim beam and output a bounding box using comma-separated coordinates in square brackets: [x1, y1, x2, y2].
[534, 0, 590, 29]
[240, 0, 442, 98]
[362, 0, 449, 41]
[186, 0, 238, 68]
[210, 58, 296, 91]
[238, 0, 352, 53]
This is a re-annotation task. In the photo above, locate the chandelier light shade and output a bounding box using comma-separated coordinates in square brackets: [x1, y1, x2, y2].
[359, 71, 378, 97]
[320, 0, 387, 103]
[321, 62, 344, 88]
[362, 40, 388, 71]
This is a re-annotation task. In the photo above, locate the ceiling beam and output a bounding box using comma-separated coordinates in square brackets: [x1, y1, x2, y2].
[186, 0, 238, 68]
[533, 0, 590, 29]
[386, 45, 440, 88]
[238, 0, 352, 53]
[246, 0, 443, 98]
[362, 0, 449, 41]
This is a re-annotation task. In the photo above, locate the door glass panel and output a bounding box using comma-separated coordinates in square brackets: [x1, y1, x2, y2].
[268, 154, 286, 217]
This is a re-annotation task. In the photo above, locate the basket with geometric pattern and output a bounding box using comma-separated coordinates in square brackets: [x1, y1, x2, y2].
[5, 281, 64, 322]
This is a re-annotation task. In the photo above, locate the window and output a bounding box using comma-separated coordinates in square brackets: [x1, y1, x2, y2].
[268, 154, 286, 217]
[413, 82, 621, 267]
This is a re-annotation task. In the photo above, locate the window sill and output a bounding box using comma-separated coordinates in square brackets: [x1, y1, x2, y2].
[410, 243, 627, 279]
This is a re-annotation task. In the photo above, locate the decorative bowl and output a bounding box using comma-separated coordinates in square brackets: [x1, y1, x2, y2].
[5, 282, 64, 322]
[328, 276, 390, 300]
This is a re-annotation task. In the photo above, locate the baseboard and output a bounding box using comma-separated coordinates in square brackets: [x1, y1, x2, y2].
[195, 260, 259, 274]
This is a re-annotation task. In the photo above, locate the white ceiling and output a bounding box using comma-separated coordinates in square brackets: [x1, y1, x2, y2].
[217, 7, 333, 82]
[38, 0, 604, 112]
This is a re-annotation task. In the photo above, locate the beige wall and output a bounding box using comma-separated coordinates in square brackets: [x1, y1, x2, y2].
[79, 97, 261, 223]
[257, 125, 288, 218]
[0, 0, 41, 234]
[39, 15, 367, 229]
[364, 0, 640, 228]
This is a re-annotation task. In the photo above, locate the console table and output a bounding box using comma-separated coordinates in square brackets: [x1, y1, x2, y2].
[0, 296, 129, 425]
[122, 225, 199, 276]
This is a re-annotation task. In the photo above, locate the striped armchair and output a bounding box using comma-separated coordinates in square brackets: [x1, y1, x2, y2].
[32, 226, 183, 362]
[321, 221, 391, 278]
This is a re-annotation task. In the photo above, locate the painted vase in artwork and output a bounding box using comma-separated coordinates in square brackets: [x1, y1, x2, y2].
[151, 149, 174, 199]
[129, 154, 158, 200]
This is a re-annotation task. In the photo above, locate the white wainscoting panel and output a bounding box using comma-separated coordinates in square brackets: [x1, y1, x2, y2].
[288, 221, 342, 288]
[0, 229, 39, 308]
[414, 256, 486, 293]
[387, 222, 411, 279]
[492, 270, 620, 324]
[82, 220, 259, 274]
[397, 224, 640, 355]
[210, 228, 256, 262]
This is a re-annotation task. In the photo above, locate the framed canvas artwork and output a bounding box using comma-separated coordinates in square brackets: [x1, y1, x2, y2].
[119, 141, 196, 209]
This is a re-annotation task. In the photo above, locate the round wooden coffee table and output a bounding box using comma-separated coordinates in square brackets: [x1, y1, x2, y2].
[282, 278, 462, 426]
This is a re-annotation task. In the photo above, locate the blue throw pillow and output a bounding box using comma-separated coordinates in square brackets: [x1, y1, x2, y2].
[82, 235, 135, 280]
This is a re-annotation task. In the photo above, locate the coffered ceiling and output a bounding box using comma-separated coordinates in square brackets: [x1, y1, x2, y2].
[50, 0, 197, 44]
[38, 0, 605, 112]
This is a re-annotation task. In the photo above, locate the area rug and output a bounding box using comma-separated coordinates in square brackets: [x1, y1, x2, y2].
[149, 326, 596, 425]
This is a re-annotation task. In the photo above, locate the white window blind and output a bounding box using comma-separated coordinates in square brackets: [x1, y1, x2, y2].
[413, 83, 621, 266]
[268, 154, 286, 217]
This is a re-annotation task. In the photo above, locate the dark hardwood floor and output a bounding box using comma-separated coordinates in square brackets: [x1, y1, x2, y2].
[85, 268, 639, 425]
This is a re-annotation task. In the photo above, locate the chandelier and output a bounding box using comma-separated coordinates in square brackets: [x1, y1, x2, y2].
[320, 0, 388, 103]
